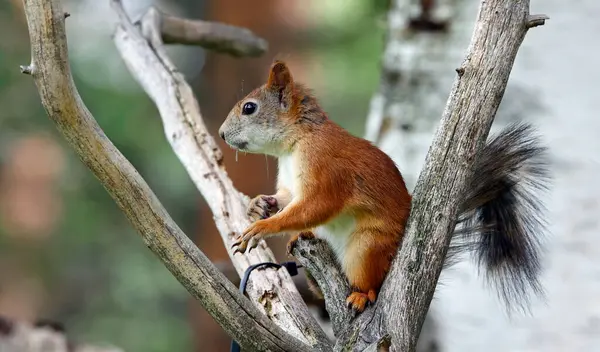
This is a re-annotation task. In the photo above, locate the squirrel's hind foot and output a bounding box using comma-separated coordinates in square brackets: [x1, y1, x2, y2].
[346, 290, 376, 312]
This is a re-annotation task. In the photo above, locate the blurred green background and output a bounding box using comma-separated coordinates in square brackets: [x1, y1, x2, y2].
[0, 0, 388, 350]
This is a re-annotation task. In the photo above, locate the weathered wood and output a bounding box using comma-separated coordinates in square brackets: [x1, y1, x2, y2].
[156, 10, 267, 56]
[379, 0, 547, 350]
[110, 0, 331, 349]
[526, 14, 549, 28]
[136, 6, 267, 57]
[291, 238, 352, 337]
[19, 0, 317, 351]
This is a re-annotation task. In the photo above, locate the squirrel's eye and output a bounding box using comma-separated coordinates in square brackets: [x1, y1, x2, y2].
[242, 102, 257, 115]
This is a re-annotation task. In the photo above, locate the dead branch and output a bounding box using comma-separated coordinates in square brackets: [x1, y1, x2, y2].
[147, 9, 268, 57]
[291, 238, 352, 337]
[19, 0, 318, 351]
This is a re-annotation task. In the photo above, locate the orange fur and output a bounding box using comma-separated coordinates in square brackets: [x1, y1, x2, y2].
[221, 61, 411, 312]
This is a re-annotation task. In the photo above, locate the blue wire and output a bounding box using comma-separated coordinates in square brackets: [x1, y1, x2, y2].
[230, 261, 302, 352]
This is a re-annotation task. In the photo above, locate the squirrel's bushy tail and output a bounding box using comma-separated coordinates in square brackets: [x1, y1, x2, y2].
[448, 122, 550, 312]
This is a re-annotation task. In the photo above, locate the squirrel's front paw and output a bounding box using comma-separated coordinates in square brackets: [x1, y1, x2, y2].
[247, 195, 279, 222]
[231, 219, 280, 254]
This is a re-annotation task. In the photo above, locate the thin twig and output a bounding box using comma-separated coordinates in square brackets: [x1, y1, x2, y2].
[134, 6, 267, 57]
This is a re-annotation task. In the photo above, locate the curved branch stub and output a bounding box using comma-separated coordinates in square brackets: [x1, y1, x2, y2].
[527, 14, 549, 28]
[20, 64, 34, 75]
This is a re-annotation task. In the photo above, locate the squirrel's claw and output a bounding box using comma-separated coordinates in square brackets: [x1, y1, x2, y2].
[246, 237, 260, 251]
[286, 240, 297, 257]
[346, 291, 377, 312]
[232, 219, 279, 255]
[230, 224, 261, 255]
[231, 236, 249, 254]
[231, 238, 259, 255]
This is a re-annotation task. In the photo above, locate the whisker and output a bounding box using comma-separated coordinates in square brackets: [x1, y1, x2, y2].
[265, 154, 269, 179]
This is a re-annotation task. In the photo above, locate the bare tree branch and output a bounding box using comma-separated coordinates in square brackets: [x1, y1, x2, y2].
[135, 6, 267, 57]
[109, 0, 331, 349]
[214, 259, 329, 311]
[19, 0, 317, 351]
[364, 1, 473, 350]
[379, 0, 548, 350]
[363, 336, 392, 352]
[153, 10, 268, 57]
[291, 238, 352, 337]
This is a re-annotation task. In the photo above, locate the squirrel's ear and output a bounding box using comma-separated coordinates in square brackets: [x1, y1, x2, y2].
[267, 61, 294, 106]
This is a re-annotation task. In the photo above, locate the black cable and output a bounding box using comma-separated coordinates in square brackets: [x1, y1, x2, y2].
[230, 261, 302, 352]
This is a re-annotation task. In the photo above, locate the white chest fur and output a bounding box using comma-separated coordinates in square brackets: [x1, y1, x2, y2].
[314, 214, 356, 265]
[277, 154, 300, 197]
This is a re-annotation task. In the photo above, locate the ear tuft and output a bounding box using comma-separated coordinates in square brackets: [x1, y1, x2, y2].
[267, 61, 293, 100]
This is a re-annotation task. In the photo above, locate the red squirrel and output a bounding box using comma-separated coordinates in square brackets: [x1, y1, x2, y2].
[218, 61, 548, 312]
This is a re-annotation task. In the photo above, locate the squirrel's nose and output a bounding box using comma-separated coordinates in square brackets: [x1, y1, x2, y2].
[218, 128, 225, 140]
